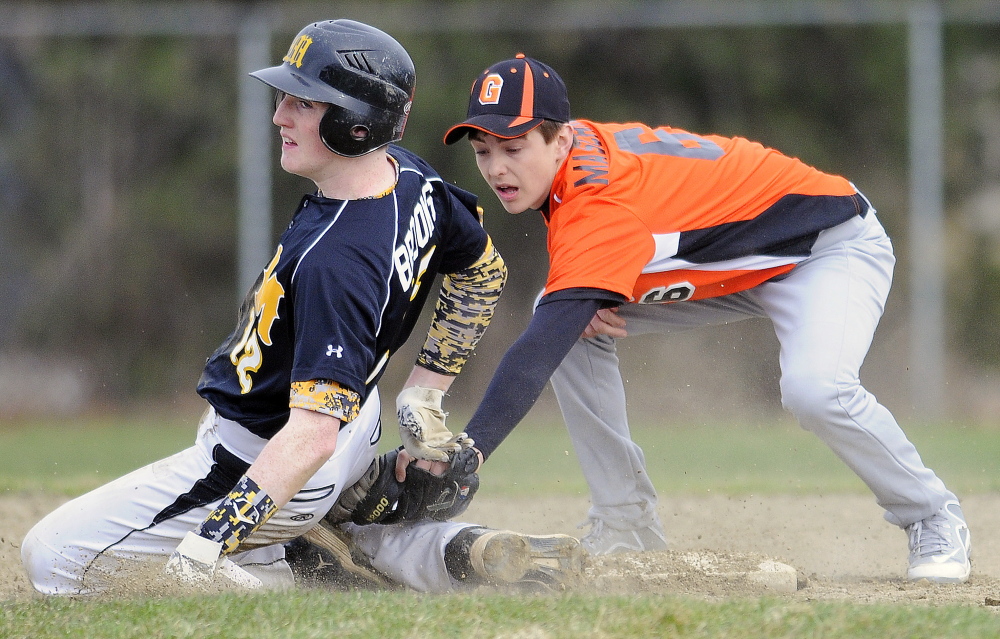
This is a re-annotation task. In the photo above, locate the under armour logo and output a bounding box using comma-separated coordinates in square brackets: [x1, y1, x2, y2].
[326, 345, 343, 358]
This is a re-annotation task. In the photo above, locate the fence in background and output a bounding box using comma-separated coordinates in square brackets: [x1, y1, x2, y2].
[5, 0, 1000, 416]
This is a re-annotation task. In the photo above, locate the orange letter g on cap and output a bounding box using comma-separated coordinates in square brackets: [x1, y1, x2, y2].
[479, 73, 503, 105]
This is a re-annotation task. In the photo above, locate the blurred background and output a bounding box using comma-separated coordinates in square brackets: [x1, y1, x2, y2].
[2, 0, 1000, 429]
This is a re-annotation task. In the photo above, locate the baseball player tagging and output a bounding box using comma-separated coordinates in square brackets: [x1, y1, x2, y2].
[441, 54, 971, 584]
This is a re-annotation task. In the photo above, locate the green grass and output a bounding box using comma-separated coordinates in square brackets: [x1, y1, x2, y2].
[0, 416, 198, 494]
[3, 413, 1000, 497]
[3, 590, 1000, 639]
[4, 414, 1000, 637]
[477, 416, 1000, 498]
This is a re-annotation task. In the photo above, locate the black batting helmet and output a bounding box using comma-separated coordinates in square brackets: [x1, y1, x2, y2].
[250, 20, 415, 157]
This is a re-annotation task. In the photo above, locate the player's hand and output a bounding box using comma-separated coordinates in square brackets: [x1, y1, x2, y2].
[165, 531, 224, 584]
[396, 386, 472, 462]
[396, 448, 446, 481]
[582, 307, 628, 339]
[216, 558, 263, 589]
[396, 447, 483, 481]
[165, 531, 263, 589]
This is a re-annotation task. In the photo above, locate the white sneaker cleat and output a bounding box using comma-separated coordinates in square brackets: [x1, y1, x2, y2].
[905, 500, 971, 584]
[579, 518, 668, 555]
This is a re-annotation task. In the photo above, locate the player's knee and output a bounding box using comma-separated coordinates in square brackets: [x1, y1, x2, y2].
[21, 525, 60, 593]
[779, 374, 843, 426]
[21, 521, 85, 595]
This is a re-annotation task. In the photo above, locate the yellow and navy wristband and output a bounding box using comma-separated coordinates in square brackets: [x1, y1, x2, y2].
[196, 474, 277, 556]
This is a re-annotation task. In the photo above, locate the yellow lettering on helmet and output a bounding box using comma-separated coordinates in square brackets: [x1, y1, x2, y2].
[283, 35, 314, 69]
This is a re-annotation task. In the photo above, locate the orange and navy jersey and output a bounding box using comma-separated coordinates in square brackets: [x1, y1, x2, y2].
[543, 120, 868, 304]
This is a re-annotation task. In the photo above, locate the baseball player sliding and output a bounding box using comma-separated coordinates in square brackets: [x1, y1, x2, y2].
[438, 54, 971, 583]
[21, 24, 583, 595]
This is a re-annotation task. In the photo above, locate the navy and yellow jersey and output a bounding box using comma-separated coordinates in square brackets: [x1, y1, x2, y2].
[197, 146, 488, 439]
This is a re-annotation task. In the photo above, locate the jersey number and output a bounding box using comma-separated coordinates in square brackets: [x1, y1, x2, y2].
[613, 128, 724, 160]
[639, 282, 695, 304]
[613, 127, 717, 305]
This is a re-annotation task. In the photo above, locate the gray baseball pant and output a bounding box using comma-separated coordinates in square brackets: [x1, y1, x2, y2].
[550, 212, 956, 532]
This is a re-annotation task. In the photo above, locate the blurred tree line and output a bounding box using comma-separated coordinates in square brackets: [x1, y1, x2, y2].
[2, 6, 1000, 419]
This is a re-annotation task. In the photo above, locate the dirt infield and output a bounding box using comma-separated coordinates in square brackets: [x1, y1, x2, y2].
[5, 492, 1000, 605]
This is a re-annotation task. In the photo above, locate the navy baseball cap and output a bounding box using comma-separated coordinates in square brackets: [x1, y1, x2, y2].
[443, 54, 570, 145]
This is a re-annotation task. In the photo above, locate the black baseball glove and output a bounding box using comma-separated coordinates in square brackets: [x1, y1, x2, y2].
[324, 447, 479, 526]
[402, 446, 480, 521]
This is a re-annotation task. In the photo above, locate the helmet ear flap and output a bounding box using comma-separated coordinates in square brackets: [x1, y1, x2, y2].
[350, 125, 371, 143]
[318, 104, 366, 157]
[318, 103, 399, 157]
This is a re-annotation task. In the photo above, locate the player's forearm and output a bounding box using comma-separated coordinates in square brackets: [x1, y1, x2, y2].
[191, 408, 339, 555]
[416, 238, 506, 375]
[464, 297, 601, 459]
[245, 407, 340, 507]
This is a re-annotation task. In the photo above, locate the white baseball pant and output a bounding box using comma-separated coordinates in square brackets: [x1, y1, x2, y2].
[21, 387, 471, 595]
